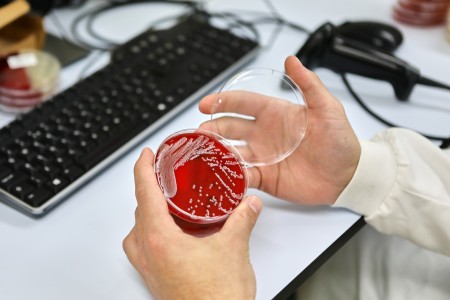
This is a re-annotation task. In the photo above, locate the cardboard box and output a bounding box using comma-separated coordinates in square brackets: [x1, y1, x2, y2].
[0, 0, 45, 56]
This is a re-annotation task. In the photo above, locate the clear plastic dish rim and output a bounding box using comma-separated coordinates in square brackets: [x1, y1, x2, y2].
[212, 67, 308, 167]
[154, 128, 249, 224]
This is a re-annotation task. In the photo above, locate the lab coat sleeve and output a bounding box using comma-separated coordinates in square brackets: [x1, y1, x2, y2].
[333, 128, 450, 255]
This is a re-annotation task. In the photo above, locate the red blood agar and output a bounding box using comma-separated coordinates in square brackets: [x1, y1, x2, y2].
[393, 0, 450, 26]
[154, 130, 247, 233]
[0, 53, 44, 112]
[0, 54, 32, 90]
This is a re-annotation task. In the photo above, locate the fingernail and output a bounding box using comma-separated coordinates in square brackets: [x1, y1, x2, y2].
[140, 148, 153, 162]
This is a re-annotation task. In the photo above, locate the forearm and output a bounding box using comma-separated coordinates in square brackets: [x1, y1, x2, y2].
[334, 128, 450, 255]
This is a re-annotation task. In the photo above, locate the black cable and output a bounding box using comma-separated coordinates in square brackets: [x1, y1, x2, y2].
[85, 5, 118, 47]
[70, 2, 113, 50]
[250, 16, 310, 34]
[67, 0, 310, 52]
[201, 11, 261, 43]
[48, 10, 79, 45]
[418, 76, 450, 92]
[260, 0, 285, 49]
[65, 1, 268, 80]
[341, 73, 450, 149]
[220, 1, 310, 49]
[259, 0, 310, 35]
[441, 137, 450, 149]
[198, 0, 309, 50]
[84, 0, 198, 48]
[71, 1, 264, 52]
[69, 0, 198, 51]
[220, 7, 310, 34]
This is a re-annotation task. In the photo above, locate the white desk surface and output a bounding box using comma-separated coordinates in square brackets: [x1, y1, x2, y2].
[1, 0, 449, 299]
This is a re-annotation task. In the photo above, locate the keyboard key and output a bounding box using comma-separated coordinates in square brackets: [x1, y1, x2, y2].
[24, 188, 54, 207]
[62, 165, 84, 181]
[0, 171, 27, 191]
[47, 177, 69, 193]
[10, 181, 34, 199]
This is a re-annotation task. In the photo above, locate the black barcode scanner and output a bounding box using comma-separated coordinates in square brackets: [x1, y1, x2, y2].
[335, 21, 403, 53]
[296, 21, 450, 101]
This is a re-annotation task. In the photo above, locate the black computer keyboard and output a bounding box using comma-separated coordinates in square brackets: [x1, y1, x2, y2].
[0, 13, 259, 216]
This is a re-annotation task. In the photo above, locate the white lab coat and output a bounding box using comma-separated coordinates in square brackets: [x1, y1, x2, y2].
[296, 128, 450, 300]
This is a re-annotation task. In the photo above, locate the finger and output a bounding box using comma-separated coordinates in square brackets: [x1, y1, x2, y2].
[285, 55, 337, 110]
[198, 94, 217, 114]
[199, 90, 276, 116]
[221, 195, 263, 240]
[245, 167, 262, 190]
[230, 144, 277, 167]
[199, 116, 256, 141]
[134, 148, 172, 227]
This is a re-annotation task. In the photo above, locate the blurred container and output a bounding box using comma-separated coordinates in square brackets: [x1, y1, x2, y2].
[0, 49, 60, 113]
[448, 5, 450, 41]
[393, 0, 450, 26]
[0, 1, 45, 57]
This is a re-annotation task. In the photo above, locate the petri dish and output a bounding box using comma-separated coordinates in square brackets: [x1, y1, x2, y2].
[0, 49, 60, 113]
[448, 7, 450, 42]
[393, 0, 450, 26]
[209, 68, 308, 167]
[154, 68, 308, 234]
[155, 129, 248, 233]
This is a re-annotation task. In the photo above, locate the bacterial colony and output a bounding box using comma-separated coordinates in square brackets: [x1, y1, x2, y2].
[155, 131, 246, 222]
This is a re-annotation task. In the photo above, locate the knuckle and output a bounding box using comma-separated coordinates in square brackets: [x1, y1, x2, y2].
[235, 206, 256, 224]
[133, 160, 140, 176]
[134, 185, 147, 201]
[122, 233, 133, 252]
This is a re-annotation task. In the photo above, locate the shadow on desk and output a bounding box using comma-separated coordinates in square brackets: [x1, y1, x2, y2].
[273, 216, 366, 300]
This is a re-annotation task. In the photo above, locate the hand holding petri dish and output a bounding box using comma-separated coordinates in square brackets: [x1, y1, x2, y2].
[154, 68, 308, 235]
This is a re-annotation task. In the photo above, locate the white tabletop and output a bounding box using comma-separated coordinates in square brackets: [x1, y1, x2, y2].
[1, 0, 449, 299]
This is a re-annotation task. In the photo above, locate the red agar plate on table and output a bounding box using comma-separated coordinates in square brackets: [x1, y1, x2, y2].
[0, 49, 60, 113]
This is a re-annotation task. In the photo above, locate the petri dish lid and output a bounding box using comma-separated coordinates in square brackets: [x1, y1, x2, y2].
[210, 68, 308, 167]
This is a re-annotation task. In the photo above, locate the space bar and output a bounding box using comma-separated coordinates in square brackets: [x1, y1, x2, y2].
[76, 120, 149, 170]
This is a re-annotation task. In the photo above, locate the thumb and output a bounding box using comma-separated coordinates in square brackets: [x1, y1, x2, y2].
[221, 195, 263, 240]
[285, 55, 336, 110]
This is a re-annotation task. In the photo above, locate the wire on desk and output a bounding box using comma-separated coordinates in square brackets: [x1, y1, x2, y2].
[51, 0, 311, 54]
[48, 10, 80, 47]
[82, 0, 310, 51]
[81, 0, 199, 49]
[259, 0, 284, 49]
[341, 73, 450, 149]
[215, 0, 310, 50]
[49, 0, 312, 83]
[77, 50, 106, 80]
